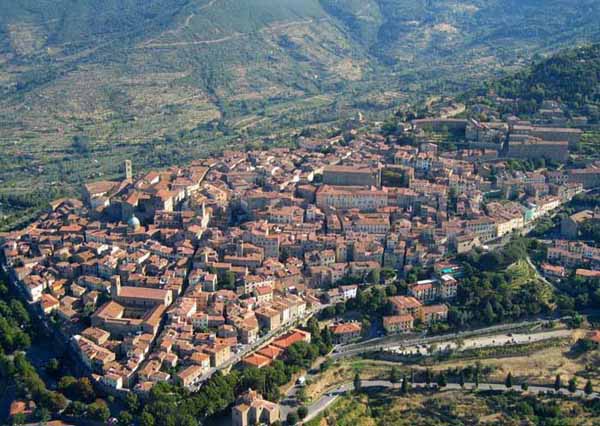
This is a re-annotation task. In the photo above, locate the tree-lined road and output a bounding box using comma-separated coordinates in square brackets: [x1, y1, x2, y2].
[332, 319, 560, 359]
[391, 329, 571, 356]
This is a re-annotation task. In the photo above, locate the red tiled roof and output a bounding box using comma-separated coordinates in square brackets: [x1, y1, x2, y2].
[330, 322, 362, 335]
[272, 330, 309, 350]
[257, 345, 284, 360]
[242, 353, 271, 368]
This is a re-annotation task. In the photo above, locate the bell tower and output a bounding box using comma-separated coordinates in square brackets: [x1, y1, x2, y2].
[124, 160, 133, 183]
[111, 275, 121, 298]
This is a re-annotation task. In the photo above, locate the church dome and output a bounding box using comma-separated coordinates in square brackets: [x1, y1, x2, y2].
[128, 215, 141, 230]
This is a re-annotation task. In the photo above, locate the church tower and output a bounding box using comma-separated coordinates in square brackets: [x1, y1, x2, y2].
[124, 160, 133, 183]
[110, 275, 121, 299]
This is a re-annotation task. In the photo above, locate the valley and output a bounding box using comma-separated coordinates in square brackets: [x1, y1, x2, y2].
[1, 0, 600, 218]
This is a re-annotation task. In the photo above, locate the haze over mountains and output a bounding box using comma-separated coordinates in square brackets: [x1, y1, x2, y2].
[0, 0, 599, 206]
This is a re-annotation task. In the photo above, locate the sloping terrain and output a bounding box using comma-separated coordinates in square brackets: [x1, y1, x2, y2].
[0, 0, 600, 214]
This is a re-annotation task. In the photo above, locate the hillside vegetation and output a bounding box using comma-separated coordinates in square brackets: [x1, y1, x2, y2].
[481, 43, 600, 113]
[1, 0, 600, 216]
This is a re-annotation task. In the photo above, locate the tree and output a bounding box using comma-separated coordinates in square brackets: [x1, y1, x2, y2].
[287, 411, 299, 425]
[218, 270, 236, 290]
[58, 375, 77, 392]
[72, 135, 91, 154]
[361, 318, 371, 337]
[45, 358, 60, 377]
[554, 374, 562, 391]
[11, 413, 26, 425]
[425, 368, 433, 387]
[474, 371, 480, 389]
[118, 411, 134, 426]
[296, 386, 307, 403]
[126, 392, 140, 414]
[368, 268, 380, 285]
[585, 380, 593, 395]
[429, 343, 439, 355]
[286, 341, 319, 369]
[459, 370, 465, 388]
[437, 372, 447, 388]
[67, 401, 87, 417]
[385, 283, 398, 296]
[75, 378, 96, 402]
[140, 412, 155, 426]
[505, 372, 513, 389]
[298, 406, 308, 420]
[568, 377, 577, 393]
[354, 372, 362, 392]
[42, 391, 68, 412]
[59, 377, 95, 403]
[390, 366, 401, 384]
[35, 407, 51, 424]
[521, 381, 529, 391]
[87, 400, 110, 422]
[401, 376, 409, 395]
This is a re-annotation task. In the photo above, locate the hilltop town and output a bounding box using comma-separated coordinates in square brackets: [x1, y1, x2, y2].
[1, 101, 600, 425]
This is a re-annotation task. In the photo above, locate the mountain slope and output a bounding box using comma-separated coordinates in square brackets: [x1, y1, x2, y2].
[1, 0, 600, 213]
[484, 44, 600, 107]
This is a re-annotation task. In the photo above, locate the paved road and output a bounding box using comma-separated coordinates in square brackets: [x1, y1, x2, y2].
[289, 379, 600, 423]
[333, 319, 556, 359]
[390, 329, 571, 356]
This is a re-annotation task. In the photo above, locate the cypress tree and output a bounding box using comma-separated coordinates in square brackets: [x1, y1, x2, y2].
[568, 377, 577, 393]
[505, 372, 513, 389]
[401, 375, 409, 394]
[584, 380, 593, 395]
[554, 374, 562, 392]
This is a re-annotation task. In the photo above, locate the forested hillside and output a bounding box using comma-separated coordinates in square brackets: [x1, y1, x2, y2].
[1, 0, 600, 219]
[484, 44, 600, 107]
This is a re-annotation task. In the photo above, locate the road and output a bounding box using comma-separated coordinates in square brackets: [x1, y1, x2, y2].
[287, 379, 600, 423]
[526, 255, 553, 288]
[390, 329, 571, 356]
[333, 318, 557, 359]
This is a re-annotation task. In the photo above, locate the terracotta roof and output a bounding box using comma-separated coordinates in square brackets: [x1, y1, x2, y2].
[576, 269, 600, 279]
[243, 353, 271, 368]
[93, 301, 125, 320]
[257, 345, 284, 360]
[389, 296, 422, 310]
[272, 330, 309, 350]
[383, 314, 414, 325]
[119, 286, 169, 302]
[330, 322, 362, 335]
